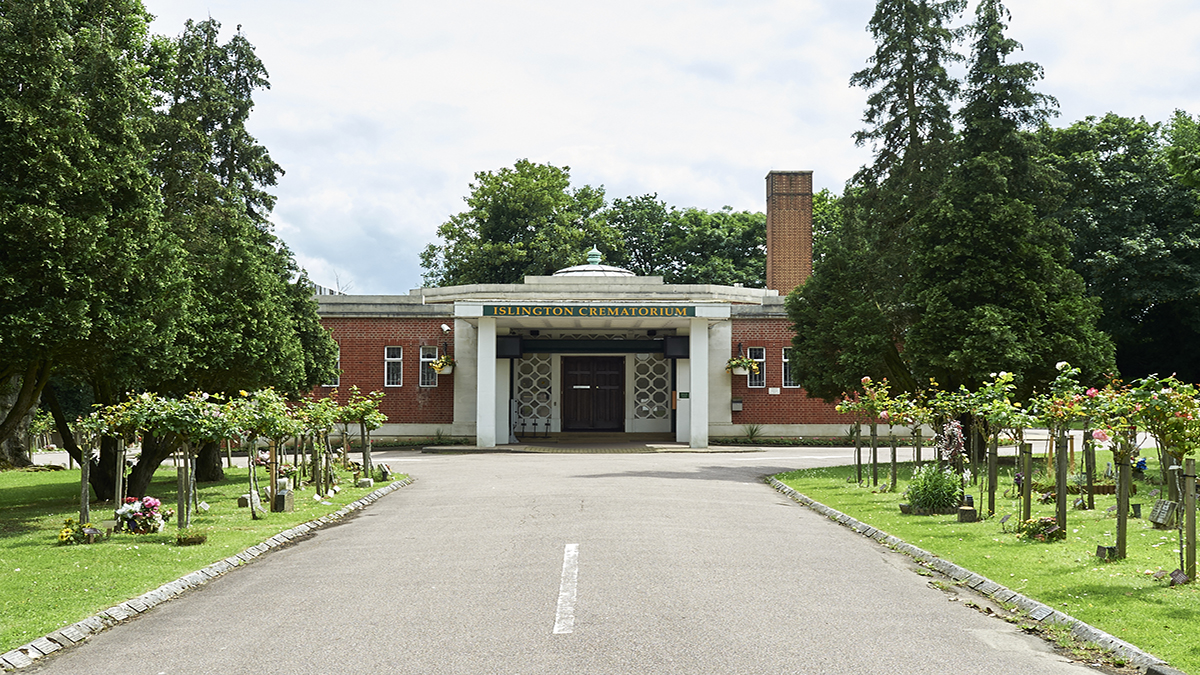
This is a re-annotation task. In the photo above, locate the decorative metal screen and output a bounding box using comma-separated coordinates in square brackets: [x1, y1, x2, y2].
[633, 353, 670, 419]
[516, 353, 554, 424]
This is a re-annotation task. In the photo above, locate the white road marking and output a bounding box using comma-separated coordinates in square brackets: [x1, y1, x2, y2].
[730, 455, 849, 461]
[553, 543, 579, 634]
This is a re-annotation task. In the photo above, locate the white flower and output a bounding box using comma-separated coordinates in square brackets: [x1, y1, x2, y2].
[1056, 361, 1069, 371]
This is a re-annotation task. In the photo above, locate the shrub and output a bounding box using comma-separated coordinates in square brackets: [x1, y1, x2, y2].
[903, 464, 962, 511]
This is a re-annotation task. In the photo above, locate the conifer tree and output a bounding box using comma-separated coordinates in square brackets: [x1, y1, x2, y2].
[789, 0, 965, 399]
[904, 0, 1113, 397]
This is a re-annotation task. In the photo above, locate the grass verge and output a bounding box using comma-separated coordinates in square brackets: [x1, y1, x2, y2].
[774, 458, 1200, 674]
[0, 464, 406, 652]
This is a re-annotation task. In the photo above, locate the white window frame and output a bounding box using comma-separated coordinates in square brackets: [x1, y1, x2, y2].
[782, 347, 799, 388]
[747, 347, 766, 388]
[384, 346, 403, 387]
[323, 345, 340, 387]
[419, 346, 439, 387]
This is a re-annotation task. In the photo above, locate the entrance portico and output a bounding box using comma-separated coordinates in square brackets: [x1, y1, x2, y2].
[445, 294, 730, 449]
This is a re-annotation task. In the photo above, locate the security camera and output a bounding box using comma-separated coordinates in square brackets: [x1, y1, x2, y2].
[441, 324, 451, 334]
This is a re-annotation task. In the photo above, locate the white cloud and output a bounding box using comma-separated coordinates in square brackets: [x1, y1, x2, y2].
[147, 0, 1200, 294]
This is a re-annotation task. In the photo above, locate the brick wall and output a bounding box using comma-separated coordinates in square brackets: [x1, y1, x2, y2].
[313, 317, 454, 424]
[729, 318, 848, 426]
[765, 170, 813, 296]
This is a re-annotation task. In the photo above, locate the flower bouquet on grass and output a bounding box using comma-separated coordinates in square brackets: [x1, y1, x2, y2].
[116, 496, 174, 534]
[1017, 516, 1065, 542]
[58, 518, 92, 545]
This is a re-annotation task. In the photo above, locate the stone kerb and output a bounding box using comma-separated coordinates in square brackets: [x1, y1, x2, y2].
[0, 478, 415, 672]
[766, 477, 1168, 671]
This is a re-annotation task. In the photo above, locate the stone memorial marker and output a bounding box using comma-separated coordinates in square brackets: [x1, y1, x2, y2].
[1149, 500, 1177, 528]
[272, 489, 294, 513]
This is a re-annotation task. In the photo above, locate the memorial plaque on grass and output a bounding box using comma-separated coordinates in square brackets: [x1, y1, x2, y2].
[1149, 500, 1177, 527]
[1170, 569, 1190, 586]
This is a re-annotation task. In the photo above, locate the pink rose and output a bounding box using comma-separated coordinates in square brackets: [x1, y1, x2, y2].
[1086, 388, 1098, 397]
[1092, 430, 1109, 442]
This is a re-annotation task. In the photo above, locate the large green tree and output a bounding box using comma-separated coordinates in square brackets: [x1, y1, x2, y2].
[134, 19, 336, 487]
[12, 15, 336, 494]
[904, 0, 1113, 397]
[789, 0, 965, 399]
[666, 207, 765, 287]
[420, 160, 614, 286]
[0, 0, 187, 467]
[1040, 113, 1200, 382]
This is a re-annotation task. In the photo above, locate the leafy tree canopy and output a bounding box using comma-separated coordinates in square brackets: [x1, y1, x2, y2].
[420, 161, 767, 288]
[1041, 113, 1200, 381]
[420, 160, 612, 286]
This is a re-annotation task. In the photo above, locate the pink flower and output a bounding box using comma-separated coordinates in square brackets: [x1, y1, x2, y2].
[861, 376, 871, 385]
[1092, 430, 1110, 442]
[879, 410, 890, 421]
[1086, 388, 1098, 397]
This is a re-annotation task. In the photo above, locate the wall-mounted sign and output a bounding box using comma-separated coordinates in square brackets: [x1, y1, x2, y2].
[484, 305, 695, 318]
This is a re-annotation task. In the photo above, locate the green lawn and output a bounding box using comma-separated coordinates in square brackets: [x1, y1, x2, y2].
[776, 455, 1200, 674]
[0, 464, 405, 652]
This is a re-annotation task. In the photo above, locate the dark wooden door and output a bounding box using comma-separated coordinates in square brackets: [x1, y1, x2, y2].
[561, 357, 624, 431]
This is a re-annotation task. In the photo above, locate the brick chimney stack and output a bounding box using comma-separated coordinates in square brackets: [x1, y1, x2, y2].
[765, 170, 814, 295]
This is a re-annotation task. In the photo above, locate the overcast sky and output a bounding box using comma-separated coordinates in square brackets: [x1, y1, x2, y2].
[145, 1, 1200, 295]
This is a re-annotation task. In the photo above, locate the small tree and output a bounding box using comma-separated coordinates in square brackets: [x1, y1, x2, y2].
[837, 376, 894, 487]
[1130, 375, 1200, 501]
[1030, 362, 1088, 533]
[1081, 377, 1138, 559]
[297, 395, 341, 497]
[339, 387, 386, 477]
[232, 389, 298, 518]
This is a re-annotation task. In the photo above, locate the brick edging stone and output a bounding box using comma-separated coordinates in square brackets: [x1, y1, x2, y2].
[766, 477, 1178, 673]
[0, 477, 415, 671]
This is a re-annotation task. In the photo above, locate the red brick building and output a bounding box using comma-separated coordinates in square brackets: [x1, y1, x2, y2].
[316, 171, 848, 446]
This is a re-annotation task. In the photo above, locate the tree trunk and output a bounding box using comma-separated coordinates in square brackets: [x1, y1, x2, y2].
[854, 422, 862, 485]
[194, 440, 225, 482]
[359, 422, 372, 475]
[0, 372, 37, 468]
[46, 384, 115, 500]
[1056, 433, 1069, 530]
[1116, 462, 1130, 559]
[0, 361, 52, 456]
[889, 432, 897, 491]
[987, 434, 998, 515]
[870, 422, 879, 487]
[1021, 442, 1033, 521]
[125, 432, 177, 499]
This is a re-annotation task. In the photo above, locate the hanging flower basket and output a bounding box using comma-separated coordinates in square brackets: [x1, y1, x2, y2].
[431, 355, 456, 375]
[725, 356, 758, 375]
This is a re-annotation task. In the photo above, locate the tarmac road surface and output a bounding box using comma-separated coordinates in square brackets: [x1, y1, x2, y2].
[28, 448, 1102, 675]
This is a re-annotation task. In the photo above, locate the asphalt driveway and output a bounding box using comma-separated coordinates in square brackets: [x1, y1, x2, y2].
[28, 448, 1099, 675]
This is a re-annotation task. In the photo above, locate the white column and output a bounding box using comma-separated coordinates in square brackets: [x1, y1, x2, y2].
[476, 317, 497, 447]
[452, 318, 478, 436]
[689, 317, 709, 448]
[675, 360, 691, 444]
